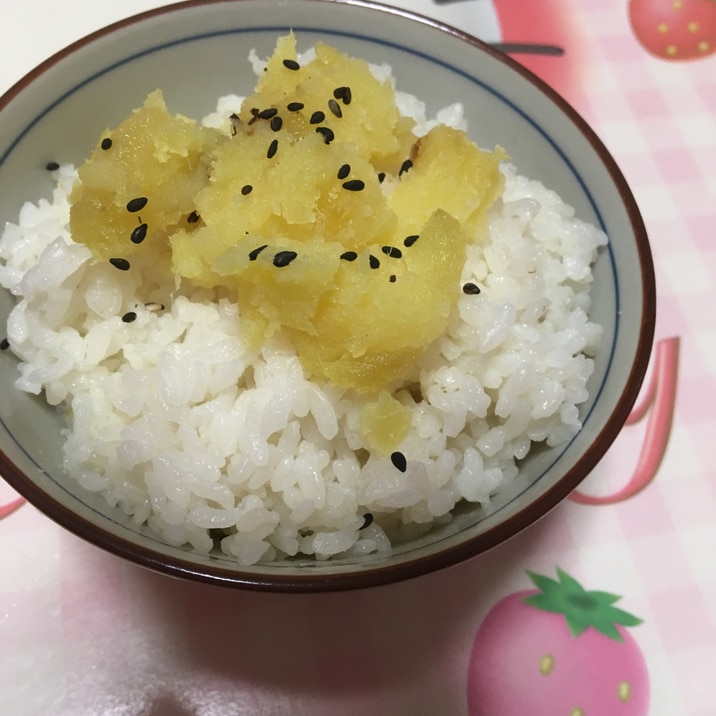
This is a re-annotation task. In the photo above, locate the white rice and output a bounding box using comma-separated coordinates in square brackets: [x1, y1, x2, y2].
[0, 63, 606, 565]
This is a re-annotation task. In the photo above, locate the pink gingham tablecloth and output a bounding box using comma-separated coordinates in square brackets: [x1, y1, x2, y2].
[1, 1, 715, 714]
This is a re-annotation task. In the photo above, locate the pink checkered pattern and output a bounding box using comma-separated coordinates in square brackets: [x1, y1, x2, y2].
[2, 1, 715, 714]
[565, 2, 716, 714]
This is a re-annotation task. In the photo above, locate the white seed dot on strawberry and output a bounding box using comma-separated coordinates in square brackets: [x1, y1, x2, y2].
[539, 654, 555, 676]
[618, 680, 633, 703]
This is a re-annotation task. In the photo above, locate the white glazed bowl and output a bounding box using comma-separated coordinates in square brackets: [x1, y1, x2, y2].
[0, 0, 655, 591]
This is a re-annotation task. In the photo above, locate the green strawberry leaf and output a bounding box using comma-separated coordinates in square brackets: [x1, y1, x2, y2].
[556, 567, 584, 593]
[589, 590, 623, 605]
[523, 567, 643, 642]
[526, 570, 561, 595]
[563, 610, 593, 638]
[610, 607, 644, 628]
[591, 617, 623, 642]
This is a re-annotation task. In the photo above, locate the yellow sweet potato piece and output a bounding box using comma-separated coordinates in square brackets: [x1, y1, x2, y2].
[70, 90, 224, 262]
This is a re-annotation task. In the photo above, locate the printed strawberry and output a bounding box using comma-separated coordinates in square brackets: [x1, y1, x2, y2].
[467, 568, 649, 715]
[629, 0, 716, 61]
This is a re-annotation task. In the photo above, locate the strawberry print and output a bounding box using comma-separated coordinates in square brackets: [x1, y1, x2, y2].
[467, 569, 649, 715]
[629, 0, 716, 61]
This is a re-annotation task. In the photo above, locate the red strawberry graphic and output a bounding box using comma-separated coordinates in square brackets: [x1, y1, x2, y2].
[629, 0, 716, 61]
[467, 569, 649, 715]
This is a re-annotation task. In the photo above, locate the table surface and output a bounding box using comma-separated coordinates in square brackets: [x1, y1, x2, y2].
[1, 1, 715, 714]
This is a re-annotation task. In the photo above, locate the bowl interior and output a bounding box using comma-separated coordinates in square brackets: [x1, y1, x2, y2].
[0, 0, 654, 590]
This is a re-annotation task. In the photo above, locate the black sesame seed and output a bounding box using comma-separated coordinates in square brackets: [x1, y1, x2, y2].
[310, 111, 325, 124]
[267, 139, 279, 158]
[328, 98, 343, 118]
[389, 274, 397, 283]
[249, 244, 268, 261]
[273, 250, 298, 267]
[258, 107, 278, 120]
[369, 254, 380, 269]
[45, 161, 60, 171]
[333, 86, 352, 105]
[121, 311, 137, 323]
[187, 210, 200, 224]
[403, 234, 419, 247]
[340, 251, 358, 262]
[109, 258, 131, 271]
[399, 159, 413, 176]
[287, 101, 304, 112]
[229, 113, 240, 136]
[381, 245, 402, 259]
[462, 282, 481, 295]
[360, 513, 374, 530]
[0, 338, 9, 351]
[337, 163, 351, 180]
[241, 184, 253, 196]
[282, 58, 300, 70]
[316, 126, 335, 144]
[130, 223, 148, 245]
[342, 179, 365, 192]
[377, 172, 386, 184]
[270, 115, 283, 132]
[126, 197, 148, 213]
[101, 137, 113, 150]
[390, 451, 407, 472]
